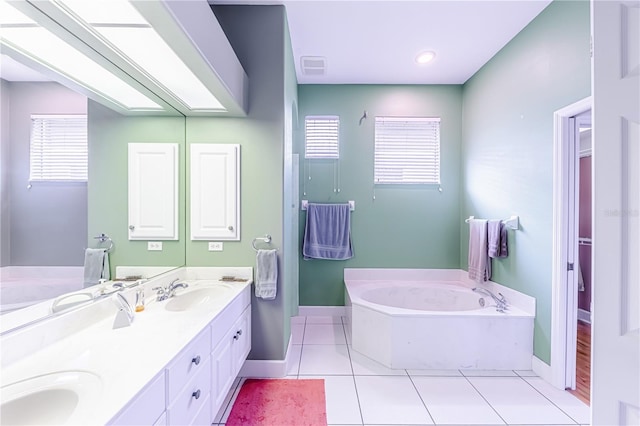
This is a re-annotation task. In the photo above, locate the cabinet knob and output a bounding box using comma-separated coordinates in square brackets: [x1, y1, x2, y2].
[227, 225, 234, 231]
[129, 225, 135, 231]
[192, 389, 201, 400]
[233, 334, 239, 340]
[236, 329, 242, 336]
[191, 355, 201, 365]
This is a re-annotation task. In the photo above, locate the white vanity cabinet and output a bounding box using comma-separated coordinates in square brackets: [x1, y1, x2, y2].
[166, 329, 212, 425]
[106, 284, 252, 426]
[107, 371, 166, 426]
[210, 286, 251, 417]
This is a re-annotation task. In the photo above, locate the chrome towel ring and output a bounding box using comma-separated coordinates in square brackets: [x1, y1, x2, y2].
[94, 233, 114, 252]
[252, 234, 276, 252]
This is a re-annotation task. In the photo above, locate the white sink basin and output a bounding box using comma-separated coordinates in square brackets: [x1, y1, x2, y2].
[1, 371, 102, 425]
[165, 285, 233, 312]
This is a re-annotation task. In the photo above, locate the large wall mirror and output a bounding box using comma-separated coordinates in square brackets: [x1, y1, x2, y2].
[0, 57, 186, 330]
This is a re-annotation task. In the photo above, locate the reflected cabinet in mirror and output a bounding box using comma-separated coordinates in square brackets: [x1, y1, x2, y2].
[0, 73, 186, 330]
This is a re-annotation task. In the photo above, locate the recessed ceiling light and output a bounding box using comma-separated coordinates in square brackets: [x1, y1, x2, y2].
[415, 51, 436, 65]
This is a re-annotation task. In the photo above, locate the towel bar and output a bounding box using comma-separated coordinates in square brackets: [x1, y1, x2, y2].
[465, 215, 519, 230]
[301, 200, 355, 211]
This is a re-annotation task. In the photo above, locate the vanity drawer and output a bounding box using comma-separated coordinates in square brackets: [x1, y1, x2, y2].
[166, 329, 211, 402]
[168, 357, 212, 426]
[108, 371, 165, 425]
[211, 286, 250, 342]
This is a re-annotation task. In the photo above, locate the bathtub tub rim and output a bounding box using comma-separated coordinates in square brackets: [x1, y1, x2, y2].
[344, 279, 534, 318]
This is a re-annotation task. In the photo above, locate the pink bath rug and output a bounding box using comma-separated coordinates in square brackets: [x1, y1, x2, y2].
[225, 378, 327, 426]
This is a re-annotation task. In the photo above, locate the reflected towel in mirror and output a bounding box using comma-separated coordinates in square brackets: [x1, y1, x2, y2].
[83, 248, 110, 288]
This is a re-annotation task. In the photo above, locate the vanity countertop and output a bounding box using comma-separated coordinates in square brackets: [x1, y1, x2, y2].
[0, 269, 253, 425]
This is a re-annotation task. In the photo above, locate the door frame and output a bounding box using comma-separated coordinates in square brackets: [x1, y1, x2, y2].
[550, 95, 592, 390]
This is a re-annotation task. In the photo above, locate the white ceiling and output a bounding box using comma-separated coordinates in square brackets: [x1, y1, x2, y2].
[210, 0, 553, 84]
[0, 55, 51, 82]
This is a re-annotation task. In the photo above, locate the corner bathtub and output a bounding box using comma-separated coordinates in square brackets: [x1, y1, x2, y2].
[344, 269, 535, 370]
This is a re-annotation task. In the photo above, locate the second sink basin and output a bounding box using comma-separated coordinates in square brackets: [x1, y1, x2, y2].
[1, 370, 102, 425]
[164, 285, 233, 312]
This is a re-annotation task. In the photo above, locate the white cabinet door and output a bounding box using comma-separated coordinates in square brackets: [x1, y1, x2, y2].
[128, 143, 179, 240]
[190, 144, 240, 240]
[231, 307, 251, 376]
[211, 329, 235, 417]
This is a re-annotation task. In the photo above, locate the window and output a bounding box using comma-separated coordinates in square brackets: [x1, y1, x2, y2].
[30, 114, 88, 182]
[374, 116, 440, 184]
[304, 115, 339, 159]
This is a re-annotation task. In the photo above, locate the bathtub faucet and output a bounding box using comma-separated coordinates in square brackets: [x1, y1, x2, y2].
[472, 287, 508, 312]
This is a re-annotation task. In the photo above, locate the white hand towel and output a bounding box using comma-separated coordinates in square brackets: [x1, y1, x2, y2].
[468, 219, 491, 283]
[83, 248, 109, 288]
[256, 249, 278, 300]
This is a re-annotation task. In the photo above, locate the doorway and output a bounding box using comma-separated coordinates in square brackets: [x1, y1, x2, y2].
[550, 97, 592, 400]
[567, 110, 592, 405]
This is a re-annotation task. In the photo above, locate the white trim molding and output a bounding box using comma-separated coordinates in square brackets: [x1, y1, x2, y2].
[551, 96, 592, 390]
[239, 334, 293, 378]
[298, 306, 346, 317]
[532, 355, 553, 384]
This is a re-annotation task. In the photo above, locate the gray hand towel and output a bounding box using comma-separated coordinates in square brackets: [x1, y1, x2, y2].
[256, 249, 278, 300]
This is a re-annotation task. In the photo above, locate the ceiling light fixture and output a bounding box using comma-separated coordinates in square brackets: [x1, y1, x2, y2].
[415, 51, 436, 65]
[0, 1, 163, 111]
[54, 0, 225, 112]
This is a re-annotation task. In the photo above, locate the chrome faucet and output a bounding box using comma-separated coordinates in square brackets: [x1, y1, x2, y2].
[167, 279, 189, 297]
[153, 279, 189, 302]
[472, 287, 508, 312]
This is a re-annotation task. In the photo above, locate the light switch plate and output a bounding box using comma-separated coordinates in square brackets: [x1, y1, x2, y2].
[208, 242, 223, 251]
[148, 241, 163, 251]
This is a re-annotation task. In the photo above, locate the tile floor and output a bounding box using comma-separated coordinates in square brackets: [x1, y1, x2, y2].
[213, 315, 590, 426]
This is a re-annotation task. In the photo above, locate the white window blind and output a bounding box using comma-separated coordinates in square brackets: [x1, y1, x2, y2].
[30, 114, 88, 182]
[305, 115, 339, 159]
[374, 116, 441, 184]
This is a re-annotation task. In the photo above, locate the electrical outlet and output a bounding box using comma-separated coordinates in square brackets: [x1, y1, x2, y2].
[147, 241, 163, 251]
[208, 242, 223, 251]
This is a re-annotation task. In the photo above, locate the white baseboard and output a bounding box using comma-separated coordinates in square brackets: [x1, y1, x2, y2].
[298, 306, 346, 317]
[532, 355, 554, 386]
[578, 308, 591, 324]
[239, 335, 293, 378]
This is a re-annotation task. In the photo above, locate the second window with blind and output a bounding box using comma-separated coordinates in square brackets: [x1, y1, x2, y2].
[374, 116, 441, 185]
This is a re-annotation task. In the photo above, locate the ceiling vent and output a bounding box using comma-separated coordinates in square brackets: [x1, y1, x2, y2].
[300, 56, 326, 76]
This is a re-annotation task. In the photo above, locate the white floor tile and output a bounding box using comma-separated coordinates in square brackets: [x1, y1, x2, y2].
[468, 377, 576, 425]
[291, 315, 306, 324]
[355, 376, 434, 425]
[292, 323, 305, 344]
[515, 370, 538, 377]
[524, 377, 590, 424]
[412, 376, 505, 425]
[300, 375, 362, 425]
[304, 323, 347, 344]
[408, 369, 463, 377]
[306, 315, 343, 324]
[287, 344, 303, 376]
[299, 344, 353, 375]
[461, 370, 517, 377]
[350, 346, 407, 376]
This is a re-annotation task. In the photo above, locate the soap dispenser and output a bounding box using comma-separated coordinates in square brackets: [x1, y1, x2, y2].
[135, 288, 145, 312]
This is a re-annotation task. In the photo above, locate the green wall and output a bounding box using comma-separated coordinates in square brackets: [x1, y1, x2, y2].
[297, 85, 463, 306]
[461, 0, 591, 364]
[88, 101, 186, 277]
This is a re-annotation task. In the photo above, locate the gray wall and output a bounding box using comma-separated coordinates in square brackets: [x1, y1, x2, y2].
[192, 5, 289, 361]
[4, 82, 88, 266]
